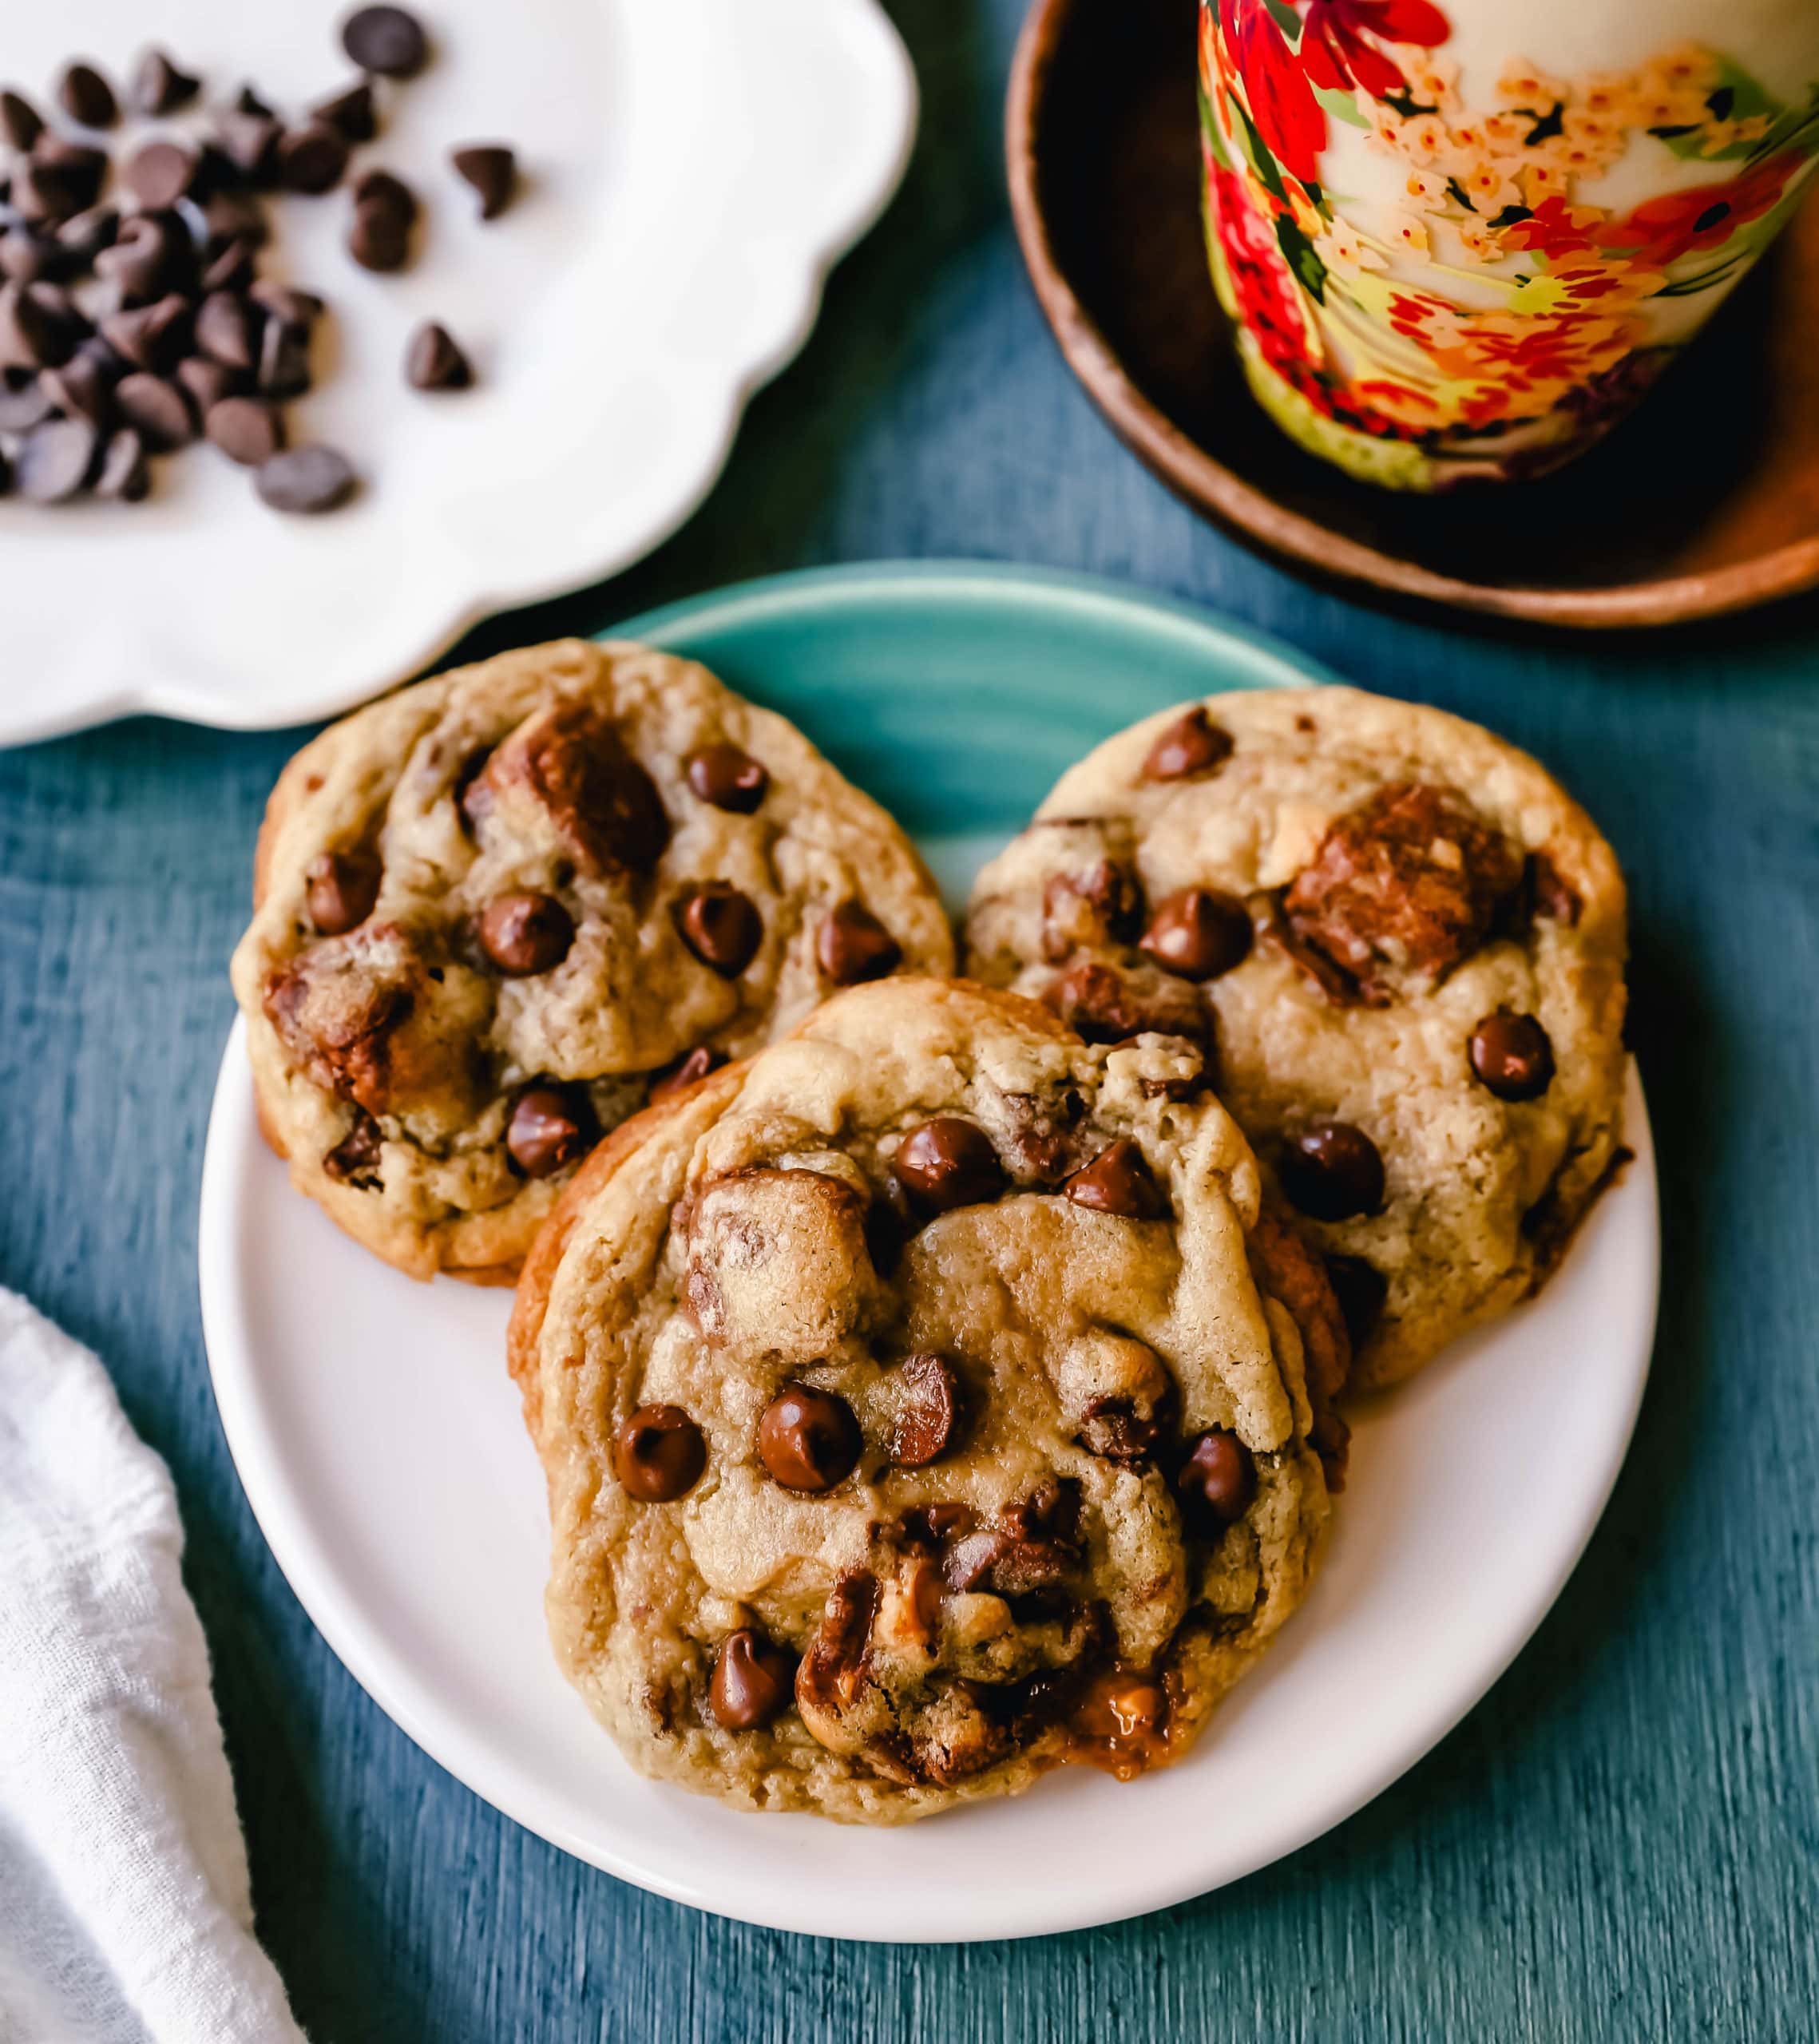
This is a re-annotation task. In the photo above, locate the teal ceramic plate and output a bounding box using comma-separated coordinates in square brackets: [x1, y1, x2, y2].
[201, 563, 1656, 1941]
[616, 561, 1345, 905]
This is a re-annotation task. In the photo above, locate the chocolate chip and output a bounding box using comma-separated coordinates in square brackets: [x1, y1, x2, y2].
[205, 395, 285, 465]
[1284, 784, 1524, 993]
[1062, 1139, 1167, 1219]
[232, 84, 275, 119]
[686, 742, 767, 814]
[216, 111, 279, 184]
[352, 167, 419, 226]
[450, 143, 517, 219]
[123, 140, 199, 208]
[1281, 1121, 1385, 1222]
[0, 372, 53, 431]
[129, 50, 200, 117]
[14, 417, 96, 501]
[101, 295, 192, 374]
[1139, 887, 1253, 981]
[1078, 1396, 1160, 1464]
[249, 282, 323, 328]
[757, 1384, 861, 1492]
[1524, 850, 1581, 926]
[96, 214, 192, 305]
[1468, 1012, 1555, 1102]
[0, 229, 65, 286]
[39, 352, 113, 426]
[113, 372, 193, 452]
[18, 140, 106, 223]
[1044, 957, 1208, 1047]
[347, 196, 410, 271]
[647, 1045, 726, 1104]
[0, 282, 85, 369]
[674, 884, 762, 976]
[482, 704, 668, 873]
[613, 1404, 707, 1503]
[278, 124, 349, 195]
[1324, 1253, 1386, 1352]
[1041, 859, 1143, 959]
[505, 1083, 593, 1178]
[405, 319, 470, 390]
[894, 1118, 1004, 1216]
[940, 1528, 1009, 1592]
[1176, 1429, 1255, 1527]
[710, 1629, 795, 1730]
[194, 291, 258, 371]
[58, 63, 118, 129]
[94, 426, 149, 501]
[323, 1107, 385, 1185]
[1142, 707, 1233, 782]
[897, 1501, 973, 1549]
[176, 355, 241, 413]
[202, 190, 269, 253]
[944, 1528, 1074, 1597]
[200, 236, 256, 295]
[256, 445, 356, 513]
[817, 899, 901, 985]
[478, 891, 574, 976]
[305, 849, 381, 933]
[257, 315, 311, 399]
[343, 6, 430, 78]
[313, 81, 378, 142]
[56, 206, 117, 265]
[1, 90, 44, 152]
[888, 1353, 960, 1468]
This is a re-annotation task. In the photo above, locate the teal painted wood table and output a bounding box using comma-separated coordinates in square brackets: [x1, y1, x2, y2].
[1, 2, 1815, 2035]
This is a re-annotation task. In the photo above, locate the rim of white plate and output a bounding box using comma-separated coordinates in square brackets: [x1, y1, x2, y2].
[197, 570, 1659, 1939]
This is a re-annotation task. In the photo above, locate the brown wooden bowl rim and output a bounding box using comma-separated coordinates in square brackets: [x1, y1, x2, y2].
[1005, 0, 1819, 630]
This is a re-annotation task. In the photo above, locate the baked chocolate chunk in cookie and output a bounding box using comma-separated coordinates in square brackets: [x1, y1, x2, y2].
[509, 980, 1338, 1823]
[964, 685, 1627, 1390]
[231, 640, 953, 1281]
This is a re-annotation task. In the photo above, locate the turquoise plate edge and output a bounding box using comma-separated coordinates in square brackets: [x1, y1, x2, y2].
[608, 562, 1344, 856]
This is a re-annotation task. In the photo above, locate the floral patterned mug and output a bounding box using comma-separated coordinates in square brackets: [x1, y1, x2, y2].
[1199, 0, 1819, 488]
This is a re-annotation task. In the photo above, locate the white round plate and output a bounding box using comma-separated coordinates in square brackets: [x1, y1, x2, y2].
[0, 2, 913, 743]
[199, 568, 1658, 1942]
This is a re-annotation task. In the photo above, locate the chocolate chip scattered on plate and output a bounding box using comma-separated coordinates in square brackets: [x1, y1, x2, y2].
[450, 145, 516, 220]
[256, 445, 356, 513]
[0, 13, 521, 513]
[342, 6, 430, 80]
[405, 321, 471, 390]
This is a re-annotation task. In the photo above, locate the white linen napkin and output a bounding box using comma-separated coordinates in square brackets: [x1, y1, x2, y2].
[0, 1288, 304, 2044]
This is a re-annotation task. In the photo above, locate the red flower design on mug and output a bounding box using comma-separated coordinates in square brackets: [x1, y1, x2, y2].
[1230, 0, 1326, 184]
[1594, 153, 1801, 266]
[1300, 0, 1451, 99]
[1500, 196, 1604, 259]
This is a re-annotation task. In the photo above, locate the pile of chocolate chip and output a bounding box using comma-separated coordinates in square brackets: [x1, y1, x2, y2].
[0, 7, 517, 513]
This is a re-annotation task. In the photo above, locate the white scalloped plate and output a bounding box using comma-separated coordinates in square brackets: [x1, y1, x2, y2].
[0, 1, 914, 744]
[198, 568, 1660, 1942]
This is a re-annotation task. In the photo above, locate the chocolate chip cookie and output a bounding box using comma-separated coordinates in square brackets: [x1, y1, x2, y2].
[509, 980, 1337, 1822]
[231, 639, 953, 1281]
[964, 686, 1628, 1391]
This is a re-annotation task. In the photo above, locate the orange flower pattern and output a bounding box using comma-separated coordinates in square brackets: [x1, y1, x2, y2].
[1198, 4, 1819, 485]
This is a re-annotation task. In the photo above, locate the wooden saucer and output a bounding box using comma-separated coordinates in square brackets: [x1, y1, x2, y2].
[1008, 0, 1819, 629]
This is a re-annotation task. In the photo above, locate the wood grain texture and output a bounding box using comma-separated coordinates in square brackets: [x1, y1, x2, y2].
[1, 2, 1816, 2036]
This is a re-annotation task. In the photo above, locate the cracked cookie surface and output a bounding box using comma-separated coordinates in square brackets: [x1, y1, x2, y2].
[509, 980, 1334, 1823]
[230, 639, 953, 1281]
[963, 686, 1628, 1390]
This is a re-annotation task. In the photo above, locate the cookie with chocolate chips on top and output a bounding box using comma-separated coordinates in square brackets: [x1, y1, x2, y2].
[964, 686, 1628, 1390]
[231, 639, 952, 1282]
[509, 978, 1341, 1823]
